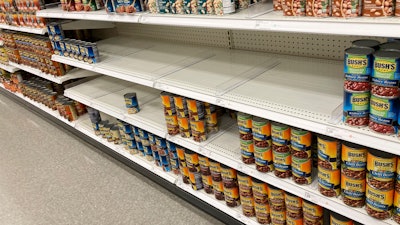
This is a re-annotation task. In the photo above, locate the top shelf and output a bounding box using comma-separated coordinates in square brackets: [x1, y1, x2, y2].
[37, 5, 400, 37]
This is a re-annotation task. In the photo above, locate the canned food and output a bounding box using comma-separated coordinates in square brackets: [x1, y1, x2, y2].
[252, 178, 268, 204]
[255, 145, 274, 173]
[241, 196, 255, 217]
[139, 128, 149, 140]
[332, 0, 360, 17]
[237, 112, 253, 140]
[344, 47, 374, 75]
[371, 77, 399, 98]
[221, 164, 238, 188]
[155, 136, 167, 149]
[362, 0, 394, 16]
[252, 117, 271, 148]
[286, 216, 303, 225]
[272, 150, 292, 178]
[305, 0, 330, 16]
[396, 157, 400, 192]
[367, 149, 396, 190]
[292, 157, 312, 185]
[152, 149, 160, 165]
[379, 42, 400, 51]
[241, 139, 255, 164]
[373, 50, 400, 79]
[352, 39, 381, 49]
[282, 0, 305, 16]
[124, 92, 140, 114]
[144, 145, 153, 160]
[341, 142, 367, 180]
[204, 103, 216, 114]
[366, 183, 394, 220]
[318, 166, 341, 197]
[160, 92, 176, 116]
[369, 94, 399, 135]
[190, 120, 206, 142]
[184, 150, 200, 173]
[268, 185, 285, 211]
[172, 95, 188, 118]
[104, 124, 113, 142]
[341, 173, 366, 207]
[186, 99, 205, 121]
[285, 192, 303, 218]
[212, 180, 225, 200]
[120, 121, 132, 133]
[198, 155, 211, 176]
[254, 202, 271, 224]
[189, 170, 203, 190]
[317, 135, 341, 170]
[177, 116, 191, 138]
[201, 174, 213, 193]
[111, 126, 122, 145]
[271, 122, 291, 153]
[87, 107, 101, 123]
[92, 122, 101, 136]
[126, 140, 137, 154]
[213, 0, 235, 15]
[237, 171, 253, 197]
[170, 0, 184, 13]
[330, 211, 354, 225]
[394, 191, 400, 224]
[343, 90, 370, 127]
[205, 111, 218, 134]
[273, 0, 283, 10]
[137, 141, 144, 155]
[290, 127, 312, 158]
[165, 114, 179, 135]
[223, 186, 240, 207]
[270, 209, 286, 225]
[302, 200, 323, 224]
[209, 159, 222, 182]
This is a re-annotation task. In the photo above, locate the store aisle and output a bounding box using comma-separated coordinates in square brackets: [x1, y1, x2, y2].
[0, 94, 224, 225]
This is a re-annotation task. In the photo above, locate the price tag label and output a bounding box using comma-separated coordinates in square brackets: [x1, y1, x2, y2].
[304, 191, 311, 200]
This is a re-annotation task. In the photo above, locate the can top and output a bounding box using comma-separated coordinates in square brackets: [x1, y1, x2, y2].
[104, 124, 113, 129]
[184, 149, 195, 155]
[252, 116, 269, 123]
[271, 121, 289, 128]
[379, 42, 400, 51]
[330, 211, 351, 222]
[342, 141, 367, 150]
[237, 171, 248, 177]
[251, 177, 264, 184]
[220, 164, 232, 169]
[374, 50, 400, 58]
[237, 112, 252, 119]
[352, 39, 380, 49]
[345, 47, 375, 55]
[160, 91, 173, 97]
[317, 134, 338, 142]
[124, 92, 137, 98]
[268, 184, 281, 190]
[368, 148, 395, 159]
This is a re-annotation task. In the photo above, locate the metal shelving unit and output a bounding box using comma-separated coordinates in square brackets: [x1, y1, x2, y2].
[0, 24, 47, 34]
[0, 63, 19, 73]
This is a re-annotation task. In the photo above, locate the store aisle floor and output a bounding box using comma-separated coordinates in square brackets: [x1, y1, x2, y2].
[0, 94, 225, 225]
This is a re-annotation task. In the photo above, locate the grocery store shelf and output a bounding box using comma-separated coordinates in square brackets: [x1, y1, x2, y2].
[0, 24, 47, 34]
[9, 62, 99, 84]
[37, 7, 141, 23]
[0, 63, 19, 73]
[62, 75, 397, 225]
[37, 4, 400, 37]
[53, 36, 400, 155]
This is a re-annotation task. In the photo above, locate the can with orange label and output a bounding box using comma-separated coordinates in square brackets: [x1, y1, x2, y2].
[252, 116, 271, 148]
[237, 171, 253, 197]
[190, 119, 207, 142]
[238, 112, 253, 140]
[160, 91, 176, 115]
[241, 195, 255, 217]
[285, 192, 303, 219]
[303, 200, 323, 224]
[173, 95, 188, 118]
[178, 116, 191, 138]
[286, 215, 303, 225]
[201, 174, 213, 194]
[366, 182, 394, 220]
[165, 114, 179, 136]
[252, 178, 269, 204]
[223, 186, 240, 207]
[255, 145, 274, 173]
[341, 142, 367, 180]
[318, 135, 341, 170]
[184, 150, 200, 173]
[290, 127, 312, 159]
[254, 201, 271, 224]
[186, 98, 205, 121]
[367, 149, 396, 191]
[318, 166, 341, 197]
[209, 159, 222, 182]
[393, 190, 400, 224]
[270, 209, 286, 225]
[199, 155, 211, 176]
[221, 164, 238, 188]
[241, 139, 255, 164]
[292, 156, 312, 185]
[212, 180, 225, 200]
[341, 173, 366, 207]
[268, 184, 285, 211]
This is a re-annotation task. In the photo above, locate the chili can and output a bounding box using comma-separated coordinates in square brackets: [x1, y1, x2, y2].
[255, 145, 274, 173]
[317, 135, 341, 170]
[241, 139, 255, 164]
[212, 180, 225, 200]
[268, 184, 285, 211]
[303, 200, 323, 224]
[290, 127, 312, 158]
[237, 171, 253, 197]
[394, 190, 400, 224]
[252, 116, 271, 148]
[160, 91, 176, 115]
[271, 122, 291, 153]
[341, 173, 366, 207]
[318, 166, 341, 197]
[367, 149, 396, 191]
[292, 157, 312, 185]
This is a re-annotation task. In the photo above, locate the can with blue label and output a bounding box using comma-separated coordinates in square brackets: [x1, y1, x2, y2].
[343, 90, 370, 127]
[369, 95, 399, 134]
[124, 92, 140, 114]
[372, 50, 400, 80]
[371, 77, 400, 98]
[344, 73, 371, 92]
[344, 47, 375, 75]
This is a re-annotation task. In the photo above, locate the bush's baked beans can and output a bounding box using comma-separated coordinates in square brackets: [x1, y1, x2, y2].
[284, 192, 302, 216]
[394, 190, 400, 224]
[237, 171, 253, 197]
[165, 114, 179, 136]
[268, 184, 285, 211]
[286, 215, 303, 225]
[373, 50, 400, 79]
[221, 164, 238, 189]
[198, 155, 211, 176]
[255, 145, 274, 173]
[290, 127, 312, 158]
[344, 73, 371, 92]
[318, 166, 341, 197]
[186, 98, 205, 121]
[190, 119, 207, 142]
[396, 157, 400, 192]
[212, 179, 225, 200]
[178, 116, 191, 138]
[362, 0, 394, 16]
[270, 209, 286, 225]
[282, 0, 305, 16]
[189, 170, 204, 191]
[144, 145, 153, 160]
[292, 157, 312, 185]
[371, 77, 400, 98]
[272, 123, 291, 152]
[341, 142, 367, 179]
[205, 111, 218, 134]
[302, 200, 323, 224]
[341, 173, 366, 207]
[184, 150, 200, 173]
[160, 92, 176, 116]
[241, 139, 255, 164]
[241, 195, 255, 217]
[332, 0, 359, 18]
[177, 146, 189, 184]
[201, 174, 213, 193]
[352, 39, 381, 49]
[238, 112, 253, 140]
[223, 186, 240, 207]
[330, 211, 355, 225]
[344, 47, 374, 75]
[254, 201, 271, 224]
[366, 183, 394, 219]
[252, 116, 271, 148]
[305, 0, 330, 16]
[317, 135, 341, 170]
[209, 159, 222, 182]
[173, 95, 188, 118]
[213, 0, 235, 15]
[343, 90, 370, 127]
[367, 149, 396, 190]
[273, 150, 292, 178]
[252, 178, 268, 204]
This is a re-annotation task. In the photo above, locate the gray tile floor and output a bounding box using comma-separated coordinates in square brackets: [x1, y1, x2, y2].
[0, 93, 224, 225]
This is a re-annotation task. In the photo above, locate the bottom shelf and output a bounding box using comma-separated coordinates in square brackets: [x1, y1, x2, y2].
[0, 84, 253, 225]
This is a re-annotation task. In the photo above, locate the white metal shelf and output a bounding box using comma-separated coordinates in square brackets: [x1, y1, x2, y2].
[62, 76, 397, 225]
[37, 4, 400, 37]
[51, 36, 400, 156]
[0, 63, 19, 73]
[0, 24, 47, 34]
[9, 62, 99, 84]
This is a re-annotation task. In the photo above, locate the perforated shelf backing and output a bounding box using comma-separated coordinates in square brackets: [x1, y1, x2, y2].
[116, 23, 387, 60]
[117, 23, 230, 48]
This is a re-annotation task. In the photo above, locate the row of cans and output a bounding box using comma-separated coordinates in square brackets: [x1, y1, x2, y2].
[61, 0, 105, 11]
[0, 12, 46, 28]
[0, 0, 45, 13]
